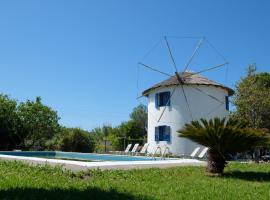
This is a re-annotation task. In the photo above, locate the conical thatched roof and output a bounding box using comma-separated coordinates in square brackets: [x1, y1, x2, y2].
[142, 72, 234, 96]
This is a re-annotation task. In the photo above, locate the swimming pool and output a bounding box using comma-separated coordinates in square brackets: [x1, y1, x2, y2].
[0, 151, 161, 162]
[0, 151, 205, 171]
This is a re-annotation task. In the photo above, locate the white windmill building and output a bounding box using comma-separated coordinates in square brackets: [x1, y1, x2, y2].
[142, 72, 234, 155]
[139, 36, 234, 156]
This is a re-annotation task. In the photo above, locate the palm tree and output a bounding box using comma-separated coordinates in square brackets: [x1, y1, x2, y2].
[178, 117, 269, 174]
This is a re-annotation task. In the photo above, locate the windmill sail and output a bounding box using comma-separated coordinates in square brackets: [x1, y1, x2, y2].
[139, 36, 232, 123]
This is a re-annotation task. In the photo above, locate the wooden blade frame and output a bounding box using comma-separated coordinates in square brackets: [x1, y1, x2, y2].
[138, 62, 173, 77]
[183, 37, 205, 72]
[158, 37, 194, 122]
[138, 36, 229, 123]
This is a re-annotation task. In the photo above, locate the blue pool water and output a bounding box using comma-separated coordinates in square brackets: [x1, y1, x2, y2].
[0, 151, 160, 162]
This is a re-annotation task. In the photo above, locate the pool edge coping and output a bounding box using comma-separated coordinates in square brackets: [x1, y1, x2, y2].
[0, 154, 206, 171]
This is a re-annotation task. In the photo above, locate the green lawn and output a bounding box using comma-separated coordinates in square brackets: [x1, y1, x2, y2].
[0, 161, 269, 200]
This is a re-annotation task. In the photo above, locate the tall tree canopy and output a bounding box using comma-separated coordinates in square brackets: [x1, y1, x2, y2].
[0, 95, 19, 150]
[130, 104, 148, 133]
[17, 97, 61, 150]
[232, 65, 270, 130]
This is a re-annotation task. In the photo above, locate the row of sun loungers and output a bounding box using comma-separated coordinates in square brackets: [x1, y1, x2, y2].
[188, 147, 208, 158]
[123, 143, 149, 155]
[118, 143, 208, 159]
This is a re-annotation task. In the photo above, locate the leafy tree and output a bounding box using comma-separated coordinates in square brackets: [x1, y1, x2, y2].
[108, 120, 146, 151]
[0, 95, 20, 150]
[0, 94, 98, 152]
[232, 65, 270, 130]
[57, 128, 95, 153]
[179, 117, 269, 174]
[130, 104, 148, 133]
[91, 104, 148, 151]
[90, 125, 114, 152]
[17, 97, 61, 150]
[120, 104, 148, 141]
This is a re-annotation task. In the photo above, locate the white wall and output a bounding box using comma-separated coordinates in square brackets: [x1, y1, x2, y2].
[147, 85, 229, 156]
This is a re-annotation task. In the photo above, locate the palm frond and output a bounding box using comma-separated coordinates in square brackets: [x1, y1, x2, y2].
[178, 117, 270, 155]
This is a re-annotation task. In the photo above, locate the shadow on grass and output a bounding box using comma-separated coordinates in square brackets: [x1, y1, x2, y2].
[223, 171, 270, 182]
[0, 187, 152, 200]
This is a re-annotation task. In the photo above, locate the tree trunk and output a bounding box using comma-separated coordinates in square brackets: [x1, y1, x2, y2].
[207, 149, 227, 174]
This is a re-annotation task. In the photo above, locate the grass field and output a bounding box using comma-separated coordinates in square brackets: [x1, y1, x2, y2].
[0, 161, 269, 200]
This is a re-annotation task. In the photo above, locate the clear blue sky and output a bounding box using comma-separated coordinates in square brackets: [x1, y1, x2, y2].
[0, 0, 269, 130]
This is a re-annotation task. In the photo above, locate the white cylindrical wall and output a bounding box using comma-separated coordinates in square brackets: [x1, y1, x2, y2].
[147, 85, 229, 156]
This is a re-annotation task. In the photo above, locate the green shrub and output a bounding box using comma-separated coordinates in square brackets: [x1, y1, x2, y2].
[56, 128, 95, 153]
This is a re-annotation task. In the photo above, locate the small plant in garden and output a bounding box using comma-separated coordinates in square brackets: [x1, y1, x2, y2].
[178, 117, 269, 174]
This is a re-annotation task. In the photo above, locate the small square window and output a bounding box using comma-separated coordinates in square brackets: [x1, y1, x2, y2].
[155, 125, 171, 142]
[155, 91, 170, 108]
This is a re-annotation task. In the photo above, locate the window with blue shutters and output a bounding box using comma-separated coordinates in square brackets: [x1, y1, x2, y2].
[155, 91, 171, 108]
[225, 96, 229, 111]
[155, 127, 159, 141]
[155, 125, 171, 142]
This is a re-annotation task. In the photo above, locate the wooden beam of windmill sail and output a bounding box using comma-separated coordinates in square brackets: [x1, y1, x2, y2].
[182, 62, 230, 105]
[138, 62, 173, 77]
[183, 37, 205, 73]
[183, 62, 229, 79]
[157, 36, 194, 122]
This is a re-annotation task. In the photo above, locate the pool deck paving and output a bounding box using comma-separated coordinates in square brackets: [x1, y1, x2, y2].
[0, 154, 206, 171]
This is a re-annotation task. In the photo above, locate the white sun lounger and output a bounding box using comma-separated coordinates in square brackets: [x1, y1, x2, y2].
[130, 143, 140, 155]
[190, 147, 200, 158]
[110, 144, 132, 155]
[136, 143, 149, 155]
[123, 144, 132, 154]
[198, 147, 209, 158]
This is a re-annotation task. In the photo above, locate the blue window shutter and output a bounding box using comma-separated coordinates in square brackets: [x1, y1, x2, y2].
[168, 126, 171, 142]
[155, 127, 159, 141]
[155, 93, 159, 109]
[166, 92, 171, 106]
[165, 126, 171, 142]
[225, 96, 229, 111]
